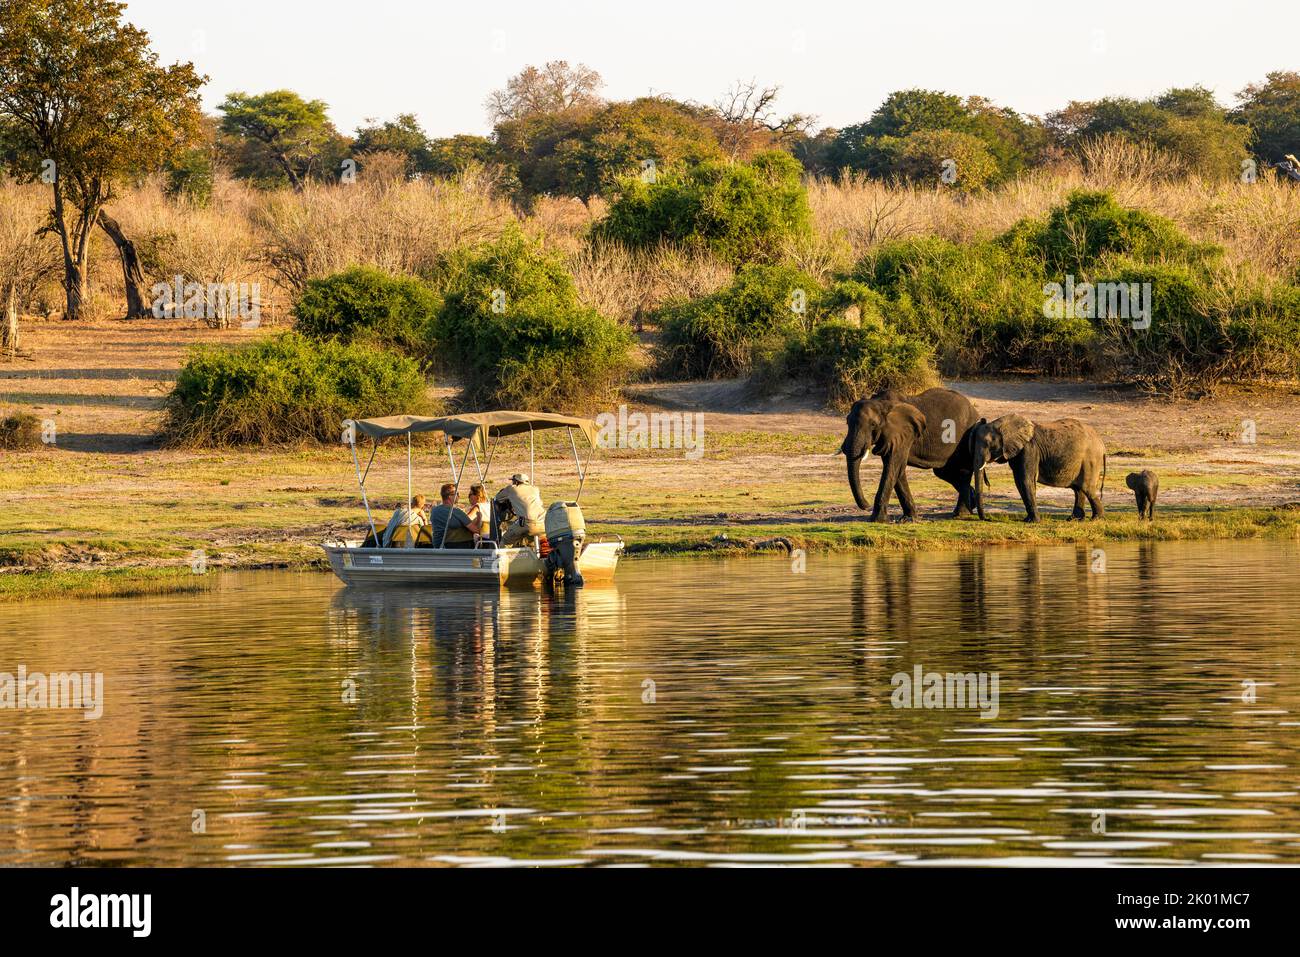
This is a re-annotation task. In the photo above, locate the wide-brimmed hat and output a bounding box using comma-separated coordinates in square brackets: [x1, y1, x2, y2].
[511, 473, 530, 484]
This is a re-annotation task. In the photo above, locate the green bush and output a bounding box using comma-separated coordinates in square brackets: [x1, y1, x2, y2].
[752, 319, 936, 409]
[1001, 189, 1220, 275]
[163, 333, 429, 446]
[433, 230, 634, 410]
[1095, 261, 1300, 393]
[0, 410, 42, 450]
[877, 129, 1000, 191]
[593, 151, 812, 265]
[293, 266, 441, 357]
[854, 236, 1090, 374]
[655, 264, 823, 379]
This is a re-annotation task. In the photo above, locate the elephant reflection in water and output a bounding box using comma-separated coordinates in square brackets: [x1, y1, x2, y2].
[1018, 550, 1046, 643]
[956, 551, 988, 637]
[1072, 544, 1111, 634]
[850, 554, 920, 646]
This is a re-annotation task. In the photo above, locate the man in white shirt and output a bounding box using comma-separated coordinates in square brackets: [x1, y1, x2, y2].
[494, 473, 545, 546]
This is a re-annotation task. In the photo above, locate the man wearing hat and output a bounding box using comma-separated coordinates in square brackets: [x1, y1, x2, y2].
[494, 473, 547, 546]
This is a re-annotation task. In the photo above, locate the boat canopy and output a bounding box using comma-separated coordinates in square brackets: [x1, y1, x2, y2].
[353, 410, 598, 448]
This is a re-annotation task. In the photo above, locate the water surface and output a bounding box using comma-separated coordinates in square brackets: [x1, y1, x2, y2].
[2, 541, 1298, 866]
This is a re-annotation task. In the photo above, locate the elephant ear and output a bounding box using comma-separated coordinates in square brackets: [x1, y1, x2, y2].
[885, 402, 927, 444]
[995, 414, 1035, 461]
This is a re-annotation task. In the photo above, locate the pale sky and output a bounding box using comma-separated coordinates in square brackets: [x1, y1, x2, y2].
[124, 0, 1298, 138]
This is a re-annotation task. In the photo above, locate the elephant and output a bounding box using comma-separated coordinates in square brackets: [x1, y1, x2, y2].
[968, 414, 1107, 522]
[840, 387, 980, 523]
[1126, 470, 1159, 520]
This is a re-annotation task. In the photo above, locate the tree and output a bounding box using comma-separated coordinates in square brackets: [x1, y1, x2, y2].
[0, 0, 205, 320]
[426, 134, 499, 177]
[709, 80, 814, 159]
[827, 89, 1041, 183]
[1047, 89, 1250, 179]
[495, 97, 723, 202]
[1233, 71, 1300, 165]
[485, 61, 604, 125]
[353, 113, 432, 177]
[219, 90, 342, 190]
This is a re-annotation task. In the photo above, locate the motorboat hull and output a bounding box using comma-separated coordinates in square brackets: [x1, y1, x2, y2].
[321, 539, 623, 588]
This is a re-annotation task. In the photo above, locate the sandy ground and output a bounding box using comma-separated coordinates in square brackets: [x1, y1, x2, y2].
[3, 316, 1300, 570]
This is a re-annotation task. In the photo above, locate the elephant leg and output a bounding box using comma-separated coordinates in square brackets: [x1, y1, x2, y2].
[1147, 500, 1155, 521]
[895, 470, 919, 522]
[1013, 456, 1039, 522]
[935, 461, 973, 518]
[1086, 486, 1104, 520]
[870, 454, 899, 523]
[1070, 488, 1086, 521]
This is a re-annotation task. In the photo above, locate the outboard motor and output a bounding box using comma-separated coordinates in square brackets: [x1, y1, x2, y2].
[543, 501, 586, 587]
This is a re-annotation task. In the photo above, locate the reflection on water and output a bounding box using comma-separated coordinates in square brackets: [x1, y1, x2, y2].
[1, 541, 1299, 866]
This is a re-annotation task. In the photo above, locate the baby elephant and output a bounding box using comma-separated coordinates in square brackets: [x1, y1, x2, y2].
[1126, 470, 1159, 520]
[968, 414, 1107, 522]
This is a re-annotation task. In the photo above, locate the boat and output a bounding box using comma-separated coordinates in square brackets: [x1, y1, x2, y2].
[321, 410, 624, 588]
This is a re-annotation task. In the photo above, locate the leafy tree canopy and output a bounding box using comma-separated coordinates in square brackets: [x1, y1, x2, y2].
[494, 96, 724, 202]
[1233, 71, 1300, 165]
[219, 89, 346, 189]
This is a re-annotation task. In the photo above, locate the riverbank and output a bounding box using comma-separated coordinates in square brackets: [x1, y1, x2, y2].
[3, 317, 1300, 601]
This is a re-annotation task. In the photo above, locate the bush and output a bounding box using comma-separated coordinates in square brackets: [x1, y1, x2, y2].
[854, 237, 1089, 374]
[1001, 189, 1220, 275]
[163, 333, 429, 446]
[752, 319, 936, 409]
[655, 264, 822, 378]
[0, 410, 42, 450]
[879, 129, 1000, 192]
[433, 230, 634, 409]
[293, 266, 440, 357]
[594, 151, 812, 265]
[1094, 261, 1300, 393]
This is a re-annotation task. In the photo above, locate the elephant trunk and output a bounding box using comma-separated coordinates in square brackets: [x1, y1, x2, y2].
[847, 451, 870, 511]
[974, 460, 988, 521]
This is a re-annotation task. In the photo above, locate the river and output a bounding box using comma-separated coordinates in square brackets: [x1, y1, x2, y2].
[2, 541, 1298, 866]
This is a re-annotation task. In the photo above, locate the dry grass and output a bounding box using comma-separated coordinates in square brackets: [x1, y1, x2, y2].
[252, 163, 514, 297]
[807, 142, 1300, 278]
[568, 241, 733, 324]
[3, 147, 1296, 335]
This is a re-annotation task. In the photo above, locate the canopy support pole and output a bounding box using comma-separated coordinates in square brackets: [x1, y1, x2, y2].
[350, 434, 378, 544]
[440, 440, 474, 548]
[568, 427, 593, 503]
[529, 425, 535, 481]
[361, 441, 378, 484]
[406, 432, 413, 544]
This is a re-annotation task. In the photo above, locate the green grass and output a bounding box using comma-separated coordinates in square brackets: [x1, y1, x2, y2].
[0, 567, 213, 603]
[601, 506, 1300, 556]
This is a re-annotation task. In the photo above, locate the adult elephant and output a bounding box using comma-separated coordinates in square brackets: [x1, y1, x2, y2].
[968, 414, 1107, 522]
[840, 388, 980, 523]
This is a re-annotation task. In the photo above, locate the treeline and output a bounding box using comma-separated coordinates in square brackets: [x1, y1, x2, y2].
[156, 65, 1300, 203]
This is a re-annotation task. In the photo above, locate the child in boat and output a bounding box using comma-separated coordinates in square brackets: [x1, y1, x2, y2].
[380, 494, 428, 547]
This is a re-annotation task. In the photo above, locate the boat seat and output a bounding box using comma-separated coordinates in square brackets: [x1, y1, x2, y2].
[390, 523, 433, 548]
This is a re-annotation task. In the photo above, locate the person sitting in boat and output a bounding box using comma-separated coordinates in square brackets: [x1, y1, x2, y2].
[380, 494, 428, 547]
[465, 484, 490, 541]
[428, 483, 475, 549]
[494, 473, 546, 546]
